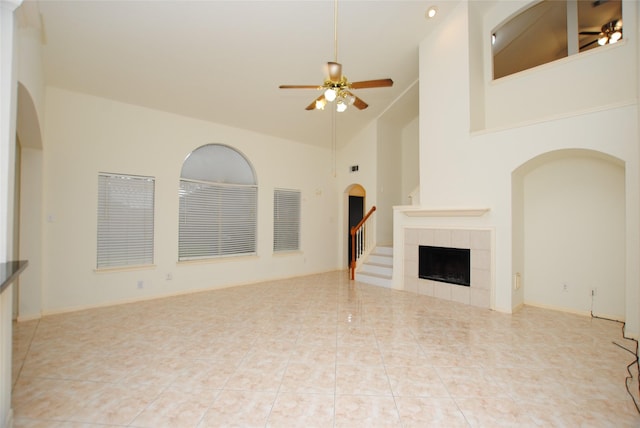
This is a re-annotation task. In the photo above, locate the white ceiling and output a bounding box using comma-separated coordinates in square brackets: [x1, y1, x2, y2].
[19, 0, 462, 148]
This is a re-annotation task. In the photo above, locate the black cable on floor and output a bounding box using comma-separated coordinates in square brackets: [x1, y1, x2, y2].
[590, 310, 640, 414]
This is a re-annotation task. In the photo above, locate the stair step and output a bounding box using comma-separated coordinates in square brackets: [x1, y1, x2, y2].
[372, 246, 393, 256]
[367, 254, 393, 266]
[360, 262, 393, 276]
[356, 271, 393, 288]
[355, 245, 394, 289]
[357, 270, 391, 279]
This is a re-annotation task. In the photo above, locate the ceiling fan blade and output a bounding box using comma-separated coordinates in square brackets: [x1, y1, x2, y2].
[580, 39, 599, 50]
[352, 96, 368, 110]
[350, 78, 394, 89]
[305, 94, 326, 111]
[279, 84, 322, 89]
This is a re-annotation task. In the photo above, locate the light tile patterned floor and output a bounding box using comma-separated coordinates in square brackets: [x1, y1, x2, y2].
[11, 271, 640, 427]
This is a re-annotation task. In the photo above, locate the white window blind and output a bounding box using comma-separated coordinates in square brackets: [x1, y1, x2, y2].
[97, 173, 154, 269]
[274, 188, 301, 253]
[179, 179, 257, 260]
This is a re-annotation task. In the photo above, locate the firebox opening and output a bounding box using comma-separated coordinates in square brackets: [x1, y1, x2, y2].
[419, 245, 471, 287]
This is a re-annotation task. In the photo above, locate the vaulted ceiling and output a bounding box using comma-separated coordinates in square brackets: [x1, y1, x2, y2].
[19, 0, 462, 148]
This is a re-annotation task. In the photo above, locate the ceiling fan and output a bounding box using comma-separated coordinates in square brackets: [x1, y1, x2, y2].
[579, 19, 622, 50]
[278, 0, 393, 112]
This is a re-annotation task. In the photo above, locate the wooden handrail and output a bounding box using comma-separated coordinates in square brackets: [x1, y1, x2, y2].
[351, 206, 376, 236]
[350, 205, 376, 280]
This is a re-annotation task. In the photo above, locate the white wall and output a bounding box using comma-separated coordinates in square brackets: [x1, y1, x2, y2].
[0, 1, 21, 426]
[483, 0, 637, 131]
[376, 119, 402, 245]
[400, 116, 419, 205]
[336, 122, 378, 268]
[17, 25, 45, 137]
[39, 87, 340, 314]
[392, 0, 640, 337]
[376, 112, 420, 245]
[18, 147, 41, 319]
[14, 1, 45, 320]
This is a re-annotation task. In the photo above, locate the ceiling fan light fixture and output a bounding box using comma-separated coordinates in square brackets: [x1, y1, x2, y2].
[315, 98, 327, 110]
[324, 88, 337, 102]
[344, 93, 355, 105]
[278, 0, 392, 113]
[610, 30, 622, 43]
[597, 33, 608, 45]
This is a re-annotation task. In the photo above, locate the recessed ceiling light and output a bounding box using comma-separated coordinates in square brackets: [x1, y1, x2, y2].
[426, 6, 438, 19]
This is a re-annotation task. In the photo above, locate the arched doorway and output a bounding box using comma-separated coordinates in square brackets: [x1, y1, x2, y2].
[347, 184, 365, 266]
[16, 82, 44, 320]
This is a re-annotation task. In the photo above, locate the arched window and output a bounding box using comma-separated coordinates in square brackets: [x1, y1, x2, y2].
[178, 144, 257, 260]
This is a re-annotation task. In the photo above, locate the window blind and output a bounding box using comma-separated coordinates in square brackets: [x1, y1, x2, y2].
[273, 188, 301, 252]
[179, 179, 257, 260]
[97, 173, 155, 268]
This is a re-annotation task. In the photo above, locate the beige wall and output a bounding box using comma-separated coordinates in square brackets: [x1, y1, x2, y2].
[376, 118, 402, 245]
[401, 116, 419, 206]
[521, 152, 625, 319]
[37, 87, 340, 315]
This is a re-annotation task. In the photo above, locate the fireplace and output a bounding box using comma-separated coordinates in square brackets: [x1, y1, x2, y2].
[402, 226, 492, 309]
[419, 245, 470, 287]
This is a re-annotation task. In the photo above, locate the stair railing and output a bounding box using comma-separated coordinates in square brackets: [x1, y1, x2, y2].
[350, 205, 376, 280]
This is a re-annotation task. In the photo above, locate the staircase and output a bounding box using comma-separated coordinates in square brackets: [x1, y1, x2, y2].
[355, 245, 393, 288]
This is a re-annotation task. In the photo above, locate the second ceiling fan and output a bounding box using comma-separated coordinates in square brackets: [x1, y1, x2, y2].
[279, 0, 393, 112]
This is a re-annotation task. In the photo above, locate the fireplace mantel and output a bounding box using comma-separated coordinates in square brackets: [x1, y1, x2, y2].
[397, 207, 490, 217]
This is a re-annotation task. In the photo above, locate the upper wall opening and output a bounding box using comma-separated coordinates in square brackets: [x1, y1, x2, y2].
[492, 0, 622, 79]
[479, 0, 635, 132]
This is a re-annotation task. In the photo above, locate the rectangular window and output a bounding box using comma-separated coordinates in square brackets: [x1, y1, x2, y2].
[273, 188, 301, 253]
[97, 173, 155, 269]
[179, 180, 257, 260]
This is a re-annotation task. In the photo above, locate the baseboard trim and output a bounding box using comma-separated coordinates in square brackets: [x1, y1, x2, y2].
[3, 408, 13, 428]
[36, 269, 342, 319]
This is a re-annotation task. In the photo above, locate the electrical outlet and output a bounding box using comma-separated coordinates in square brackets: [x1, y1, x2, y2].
[513, 273, 521, 290]
[137, 280, 144, 289]
[592, 288, 598, 296]
[563, 283, 568, 292]
[166, 273, 173, 280]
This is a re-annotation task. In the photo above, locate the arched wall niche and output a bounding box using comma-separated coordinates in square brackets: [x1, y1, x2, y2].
[512, 149, 625, 319]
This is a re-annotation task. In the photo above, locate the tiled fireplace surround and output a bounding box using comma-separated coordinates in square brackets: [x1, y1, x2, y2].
[403, 228, 492, 309]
